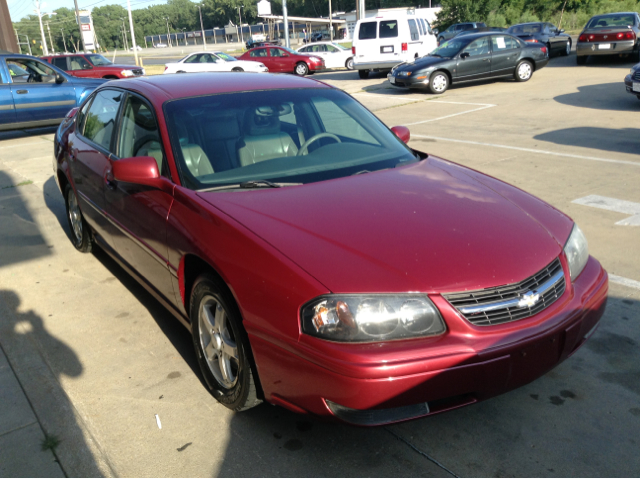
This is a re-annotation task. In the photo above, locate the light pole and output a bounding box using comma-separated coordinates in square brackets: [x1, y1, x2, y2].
[328, 0, 333, 41]
[282, 0, 290, 47]
[61, 28, 68, 52]
[126, 0, 139, 65]
[198, 4, 208, 48]
[237, 5, 244, 44]
[45, 21, 55, 53]
[120, 18, 129, 50]
[182, 28, 187, 46]
[164, 17, 172, 47]
[33, 1, 55, 56]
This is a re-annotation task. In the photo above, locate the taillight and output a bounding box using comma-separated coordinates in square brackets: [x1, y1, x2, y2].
[540, 46, 548, 55]
[164, 66, 168, 71]
[401, 42, 407, 52]
[352, 46, 355, 54]
[578, 34, 587, 42]
[617, 31, 636, 40]
[525, 39, 539, 43]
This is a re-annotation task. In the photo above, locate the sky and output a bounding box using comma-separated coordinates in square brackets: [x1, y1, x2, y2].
[9, 0, 168, 21]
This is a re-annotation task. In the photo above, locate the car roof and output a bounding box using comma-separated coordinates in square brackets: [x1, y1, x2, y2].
[112, 72, 331, 103]
[510, 22, 543, 26]
[592, 11, 637, 16]
[41, 53, 91, 58]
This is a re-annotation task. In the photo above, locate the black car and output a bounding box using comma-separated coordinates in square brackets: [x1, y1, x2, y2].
[454, 26, 507, 38]
[388, 32, 549, 94]
[438, 22, 487, 43]
[507, 22, 572, 57]
[624, 62, 640, 99]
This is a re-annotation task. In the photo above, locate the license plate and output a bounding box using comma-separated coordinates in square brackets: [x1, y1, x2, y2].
[634, 82, 640, 92]
[382, 46, 393, 53]
[599, 43, 611, 50]
[389, 76, 396, 84]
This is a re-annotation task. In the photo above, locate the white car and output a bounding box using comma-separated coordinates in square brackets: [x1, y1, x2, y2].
[154, 43, 168, 48]
[296, 42, 354, 70]
[163, 51, 269, 74]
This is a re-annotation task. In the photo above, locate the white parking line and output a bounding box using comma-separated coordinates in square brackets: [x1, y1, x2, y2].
[353, 92, 424, 102]
[406, 103, 496, 125]
[609, 274, 640, 291]
[572, 195, 640, 226]
[411, 134, 640, 167]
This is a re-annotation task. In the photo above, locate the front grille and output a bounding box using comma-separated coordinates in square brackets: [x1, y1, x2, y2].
[132, 69, 143, 75]
[444, 258, 566, 326]
[633, 71, 640, 81]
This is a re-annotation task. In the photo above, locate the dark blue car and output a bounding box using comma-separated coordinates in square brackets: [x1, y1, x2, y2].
[0, 53, 105, 131]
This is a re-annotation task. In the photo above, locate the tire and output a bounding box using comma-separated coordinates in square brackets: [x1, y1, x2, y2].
[190, 274, 262, 411]
[576, 55, 587, 65]
[232, 67, 244, 72]
[64, 183, 92, 253]
[514, 60, 533, 82]
[345, 57, 354, 70]
[295, 62, 309, 76]
[438, 36, 444, 45]
[358, 69, 369, 79]
[428, 71, 449, 94]
[177, 70, 186, 73]
[563, 40, 571, 56]
[546, 42, 552, 57]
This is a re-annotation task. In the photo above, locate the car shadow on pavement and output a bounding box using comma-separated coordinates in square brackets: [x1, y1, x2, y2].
[553, 82, 639, 112]
[0, 126, 58, 142]
[214, 293, 640, 477]
[534, 126, 640, 155]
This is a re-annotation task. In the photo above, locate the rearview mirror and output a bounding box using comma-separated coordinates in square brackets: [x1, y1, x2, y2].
[391, 125, 410, 144]
[112, 156, 160, 187]
[460, 52, 470, 59]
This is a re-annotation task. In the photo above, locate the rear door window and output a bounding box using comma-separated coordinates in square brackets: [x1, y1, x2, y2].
[82, 89, 122, 152]
[380, 20, 399, 38]
[52, 57, 68, 70]
[69, 56, 91, 71]
[358, 21, 377, 40]
[407, 19, 419, 40]
[491, 35, 519, 51]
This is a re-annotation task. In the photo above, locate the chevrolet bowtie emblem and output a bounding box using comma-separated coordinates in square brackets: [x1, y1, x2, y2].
[604, 35, 608, 39]
[518, 291, 540, 308]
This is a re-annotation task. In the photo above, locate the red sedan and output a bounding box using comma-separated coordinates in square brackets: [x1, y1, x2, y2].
[42, 53, 144, 79]
[54, 73, 607, 425]
[238, 46, 324, 75]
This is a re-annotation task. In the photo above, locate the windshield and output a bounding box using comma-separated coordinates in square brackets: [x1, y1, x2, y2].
[164, 89, 416, 190]
[333, 43, 348, 50]
[87, 54, 112, 66]
[430, 38, 468, 57]
[281, 47, 298, 55]
[507, 24, 542, 35]
[586, 14, 636, 28]
[216, 52, 237, 62]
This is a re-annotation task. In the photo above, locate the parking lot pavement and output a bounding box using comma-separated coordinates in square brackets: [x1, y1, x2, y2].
[0, 52, 639, 476]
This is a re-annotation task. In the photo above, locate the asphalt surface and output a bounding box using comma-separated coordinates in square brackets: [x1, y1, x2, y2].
[0, 49, 639, 476]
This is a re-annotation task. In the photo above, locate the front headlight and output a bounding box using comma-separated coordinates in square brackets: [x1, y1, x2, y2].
[397, 71, 412, 77]
[121, 70, 135, 77]
[563, 223, 589, 281]
[301, 295, 446, 342]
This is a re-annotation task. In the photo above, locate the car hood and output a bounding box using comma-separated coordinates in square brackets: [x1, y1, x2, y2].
[198, 158, 568, 294]
[396, 56, 451, 71]
[69, 77, 106, 87]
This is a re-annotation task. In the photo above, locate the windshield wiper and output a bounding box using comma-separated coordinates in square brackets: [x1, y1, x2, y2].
[199, 180, 302, 192]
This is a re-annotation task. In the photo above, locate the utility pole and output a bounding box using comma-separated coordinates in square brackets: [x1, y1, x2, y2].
[282, 0, 289, 47]
[329, 0, 333, 41]
[126, 0, 139, 65]
[237, 5, 244, 44]
[46, 21, 55, 53]
[34, 0, 49, 55]
[198, 4, 207, 48]
[165, 17, 172, 47]
[72, 0, 87, 52]
[121, 18, 129, 50]
[61, 29, 68, 52]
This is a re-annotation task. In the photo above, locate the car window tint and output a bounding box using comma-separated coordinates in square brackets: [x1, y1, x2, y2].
[249, 49, 267, 57]
[52, 57, 68, 69]
[492, 35, 518, 50]
[6, 59, 57, 83]
[76, 96, 93, 133]
[184, 55, 199, 63]
[118, 94, 166, 174]
[270, 48, 285, 57]
[416, 18, 424, 35]
[463, 37, 490, 56]
[70, 56, 91, 70]
[380, 20, 399, 38]
[82, 89, 122, 152]
[358, 21, 377, 39]
[326, 44, 339, 52]
[205, 54, 218, 63]
[299, 46, 309, 52]
[407, 19, 419, 40]
[311, 96, 378, 145]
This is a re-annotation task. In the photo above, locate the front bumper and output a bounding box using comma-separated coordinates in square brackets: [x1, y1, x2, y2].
[388, 72, 430, 89]
[624, 73, 640, 96]
[251, 255, 608, 425]
[354, 60, 402, 71]
[576, 40, 635, 56]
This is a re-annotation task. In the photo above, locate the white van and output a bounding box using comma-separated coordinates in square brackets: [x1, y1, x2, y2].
[352, 12, 438, 78]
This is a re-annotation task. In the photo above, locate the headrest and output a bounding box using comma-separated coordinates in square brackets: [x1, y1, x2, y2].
[245, 109, 281, 136]
[207, 116, 240, 140]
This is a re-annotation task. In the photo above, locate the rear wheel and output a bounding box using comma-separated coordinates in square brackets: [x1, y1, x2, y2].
[428, 71, 449, 94]
[232, 67, 244, 72]
[345, 57, 354, 70]
[64, 183, 92, 253]
[563, 40, 571, 56]
[514, 60, 533, 82]
[190, 274, 262, 411]
[358, 69, 369, 79]
[295, 62, 309, 76]
[438, 36, 444, 45]
[576, 55, 587, 65]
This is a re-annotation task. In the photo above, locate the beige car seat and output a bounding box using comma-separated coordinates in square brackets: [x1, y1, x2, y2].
[175, 121, 215, 177]
[238, 109, 298, 166]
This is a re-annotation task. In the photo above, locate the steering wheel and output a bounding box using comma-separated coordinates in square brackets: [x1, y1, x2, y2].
[297, 132, 341, 156]
[27, 72, 39, 83]
[133, 135, 160, 156]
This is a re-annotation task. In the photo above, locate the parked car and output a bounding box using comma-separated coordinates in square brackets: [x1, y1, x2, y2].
[0, 53, 104, 131]
[164, 51, 268, 74]
[437, 22, 487, 43]
[353, 12, 438, 78]
[388, 32, 548, 94]
[238, 46, 324, 75]
[245, 39, 279, 49]
[624, 62, 640, 99]
[454, 26, 507, 38]
[154, 43, 168, 48]
[54, 72, 607, 424]
[507, 22, 572, 57]
[41, 53, 144, 79]
[303, 32, 327, 43]
[576, 12, 640, 64]
[297, 42, 354, 69]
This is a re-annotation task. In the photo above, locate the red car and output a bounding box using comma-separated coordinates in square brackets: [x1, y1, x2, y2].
[42, 53, 144, 79]
[238, 46, 325, 75]
[54, 73, 607, 425]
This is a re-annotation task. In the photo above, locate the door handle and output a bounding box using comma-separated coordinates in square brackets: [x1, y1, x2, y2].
[70, 149, 78, 161]
[16, 90, 28, 94]
[104, 170, 117, 190]
[482, 58, 490, 61]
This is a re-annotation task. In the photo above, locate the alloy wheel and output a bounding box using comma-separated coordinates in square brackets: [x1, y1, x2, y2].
[67, 188, 83, 245]
[566, 41, 571, 55]
[518, 63, 532, 80]
[296, 63, 308, 75]
[432, 74, 447, 92]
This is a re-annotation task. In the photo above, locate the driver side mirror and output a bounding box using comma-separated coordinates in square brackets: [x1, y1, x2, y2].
[460, 52, 470, 59]
[391, 125, 410, 144]
[55, 73, 66, 84]
[558, 28, 565, 33]
[112, 156, 161, 187]
[433, 28, 439, 35]
[82, 64, 93, 70]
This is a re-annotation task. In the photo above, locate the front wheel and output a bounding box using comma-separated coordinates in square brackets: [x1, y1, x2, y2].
[358, 69, 369, 79]
[64, 183, 92, 253]
[190, 274, 262, 411]
[428, 71, 449, 94]
[232, 67, 244, 72]
[576, 55, 587, 65]
[345, 57, 354, 70]
[563, 40, 571, 56]
[514, 60, 533, 82]
[295, 62, 309, 76]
